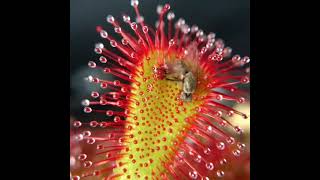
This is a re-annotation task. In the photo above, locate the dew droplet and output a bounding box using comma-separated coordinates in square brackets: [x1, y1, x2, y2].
[167, 11, 175, 20]
[114, 116, 121, 123]
[121, 38, 129, 45]
[75, 134, 84, 141]
[114, 26, 122, 33]
[204, 147, 211, 155]
[189, 171, 198, 179]
[206, 162, 214, 170]
[106, 110, 114, 116]
[242, 56, 250, 63]
[123, 15, 131, 22]
[99, 56, 107, 63]
[130, 22, 138, 30]
[83, 107, 92, 113]
[156, 5, 163, 14]
[227, 110, 234, 117]
[234, 126, 243, 134]
[72, 176, 80, 180]
[207, 125, 213, 133]
[87, 137, 96, 144]
[216, 95, 223, 101]
[219, 120, 227, 127]
[95, 43, 104, 49]
[110, 40, 117, 47]
[100, 30, 108, 38]
[88, 61, 96, 68]
[130, 0, 139, 7]
[169, 39, 175, 47]
[83, 161, 92, 168]
[81, 99, 90, 106]
[73, 121, 82, 127]
[233, 149, 241, 157]
[91, 91, 99, 98]
[232, 55, 241, 62]
[106, 15, 115, 23]
[142, 26, 148, 33]
[191, 25, 199, 33]
[216, 170, 224, 177]
[216, 142, 225, 150]
[237, 143, 246, 150]
[136, 16, 144, 23]
[90, 121, 98, 127]
[194, 155, 202, 163]
[237, 97, 245, 103]
[219, 158, 227, 165]
[226, 137, 235, 144]
[83, 131, 91, 137]
[70, 156, 76, 166]
[78, 154, 87, 161]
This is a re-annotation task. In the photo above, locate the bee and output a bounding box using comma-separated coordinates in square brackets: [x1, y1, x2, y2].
[163, 60, 197, 102]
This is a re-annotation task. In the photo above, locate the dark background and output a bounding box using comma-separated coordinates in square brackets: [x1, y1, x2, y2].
[70, 0, 250, 118]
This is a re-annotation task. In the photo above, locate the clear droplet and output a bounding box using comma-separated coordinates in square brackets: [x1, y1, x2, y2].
[70, 156, 76, 166]
[83, 131, 91, 137]
[226, 137, 235, 144]
[90, 92, 98, 99]
[131, 22, 138, 30]
[216, 95, 223, 101]
[110, 40, 117, 47]
[121, 38, 129, 45]
[83, 107, 92, 113]
[90, 121, 98, 127]
[191, 25, 199, 33]
[219, 158, 227, 165]
[237, 97, 245, 103]
[136, 16, 144, 23]
[73, 121, 82, 127]
[167, 11, 175, 20]
[206, 162, 214, 170]
[242, 56, 250, 63]
[95, 43, 104, 49]
[106, 15, 115, 23]
[88, 61, 96, 68]
[87, 137, 96, 144]
[81, 99, 90, 106]
[207, 125, 213, 133]
[98, 57, 107, 64]
[189, 171, 198, 179]
[216, 142, 225, 150]
[233, 149, 241, 157]
[114, 26, 122, 33]
[194, 155, 202, 163]
[227, 110, 234, 117]
[72, 176, 80, 180]
[234, 126, 243, 134]
[78, 154, 87, 161]
[204, 147, 211, 155]
[123, 15, 131, 22]
[130, 0, 139, 7]
[216, 170, 224, 177]
[156, 5, 163, 14]
[237, 143, 246, 150]
[219, 120, 227, 127]
[83, 161, 92, 168]
[75, 134, 84, 141]
[169, 39, 175, 47]
[142, 26, 148, 33]
[100, 30, 108, 38]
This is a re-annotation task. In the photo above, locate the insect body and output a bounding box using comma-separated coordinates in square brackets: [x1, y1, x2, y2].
[163, 60, 197, 102]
